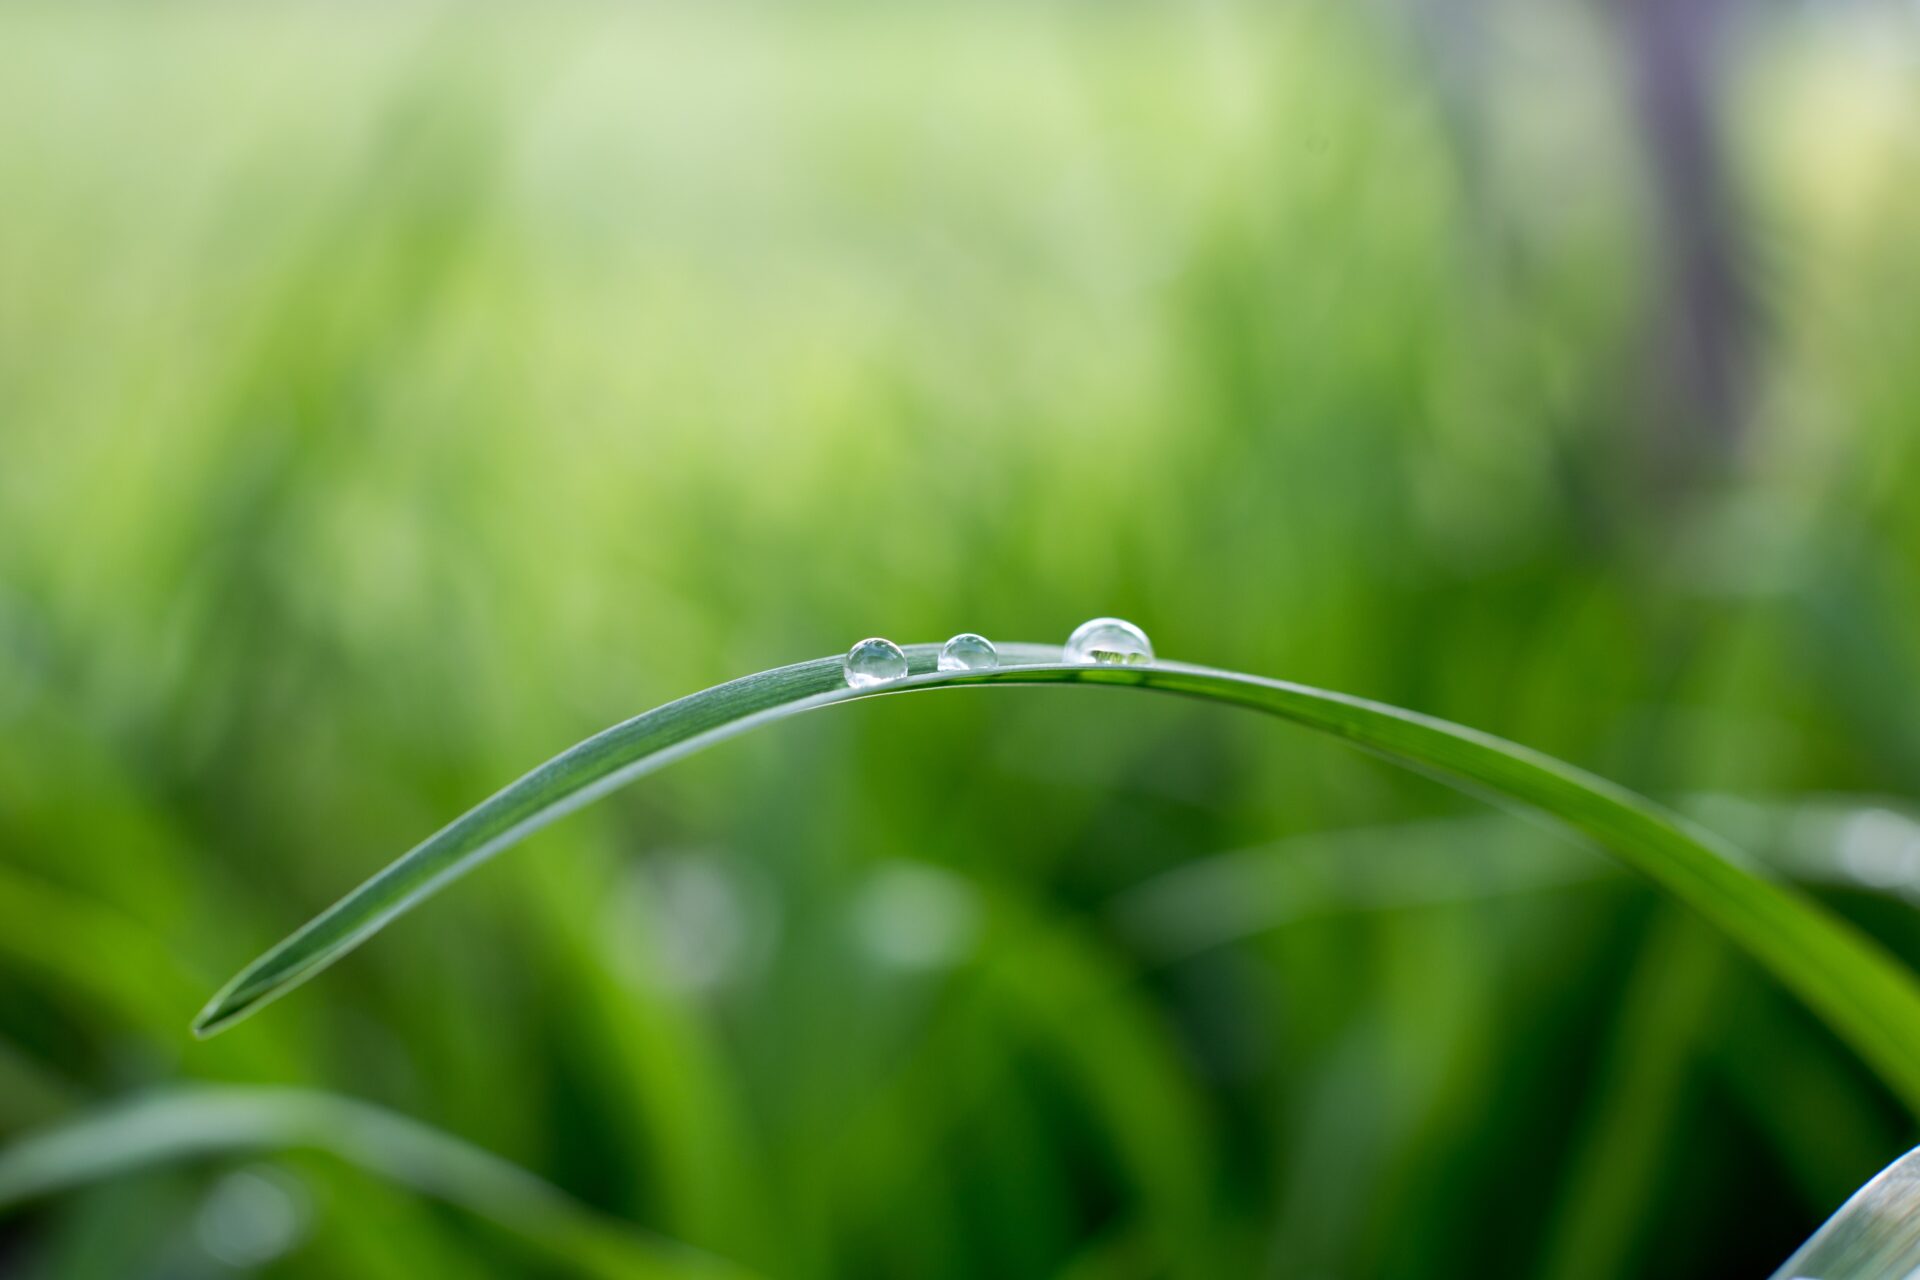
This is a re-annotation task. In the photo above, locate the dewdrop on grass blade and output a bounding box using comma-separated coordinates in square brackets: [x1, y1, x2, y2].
[938, 633, 999, 672]
[843, 638, 910, 689]
[1063, 617, 1154, 666]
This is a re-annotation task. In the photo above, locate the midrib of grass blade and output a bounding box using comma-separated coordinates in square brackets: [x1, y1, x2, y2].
[193, 643, 1920, 1119]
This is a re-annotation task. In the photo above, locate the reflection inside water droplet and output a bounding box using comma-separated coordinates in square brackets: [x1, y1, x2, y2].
[938, 633, 999, 672]
[1063, 617, 1154, 666]
[843, 637, 909, 689]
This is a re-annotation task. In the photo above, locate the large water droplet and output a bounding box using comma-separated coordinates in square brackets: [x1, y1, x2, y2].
[938, 633, 999, 672]
[844, 637, 909, 689]
[1063, 617, 1154, 666]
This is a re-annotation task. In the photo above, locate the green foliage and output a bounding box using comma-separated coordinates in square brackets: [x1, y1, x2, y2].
[196, 647, 1920, 1134]
[4, 2, 1920, 1277]
[0, 1088, 753, 1279]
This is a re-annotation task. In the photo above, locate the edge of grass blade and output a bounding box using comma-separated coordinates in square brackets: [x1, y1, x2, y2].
[1768, 1145, 1920, 1280]
[193, 644, 1920, 1119]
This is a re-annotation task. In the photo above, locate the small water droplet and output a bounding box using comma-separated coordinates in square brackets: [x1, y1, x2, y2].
[938, 633, 999, 671]
[1063, 617, 1154, 666]
[844, 637, 909, 689]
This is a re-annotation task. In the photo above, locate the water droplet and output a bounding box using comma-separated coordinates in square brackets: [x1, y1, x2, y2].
[844, 637, 909, 689]
[1063, 617, 1154, 666]
[938, 633, 999, 671]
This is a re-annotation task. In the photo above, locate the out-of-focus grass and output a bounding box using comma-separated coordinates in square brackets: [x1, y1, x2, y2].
[2, 2, 1919, 1277]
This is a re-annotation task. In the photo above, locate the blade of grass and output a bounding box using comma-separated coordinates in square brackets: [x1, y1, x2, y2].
[805, 881, 1221, 1275]
[1107, 814, 1611, 960]
[1768, 1145, 1920, 1280]
[1539, 908, 1727, 1280]
[0, 1041, 81, 1131]
[0, 865, 300, 1081]
[0, 1086, 757, 1280]
[193, 643, 1920, 1119]
[519, 842, 762, 1251]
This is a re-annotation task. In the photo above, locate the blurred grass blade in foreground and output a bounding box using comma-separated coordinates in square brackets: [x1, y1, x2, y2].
[194, 644, 1920, 1120]
[1769, 1146, 1920, 1280]
[0, 1087, 755, 1280]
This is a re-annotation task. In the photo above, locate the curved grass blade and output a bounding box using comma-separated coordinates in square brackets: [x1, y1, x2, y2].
[0, 1086, 756, 1280]
[1768, 1146, 1920, 1279]
[194, 644, 1920, 1118]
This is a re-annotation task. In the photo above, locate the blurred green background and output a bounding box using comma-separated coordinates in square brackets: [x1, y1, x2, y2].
[4, 1, 1920, 1276]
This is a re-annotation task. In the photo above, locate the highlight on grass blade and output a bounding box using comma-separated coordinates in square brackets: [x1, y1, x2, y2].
[194, 644, 1920, 1124]
[1768, 1145, 1920, 1280]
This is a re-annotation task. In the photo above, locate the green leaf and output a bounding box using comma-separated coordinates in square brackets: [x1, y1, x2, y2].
[192, 644, 1920, 1119]
[0, 1086, 757, 1279]
[1769, 1145, 1920, 1279]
